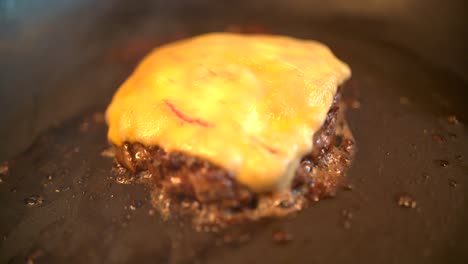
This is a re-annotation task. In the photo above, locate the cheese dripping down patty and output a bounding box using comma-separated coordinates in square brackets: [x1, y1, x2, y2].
[106, 33, 351, 193]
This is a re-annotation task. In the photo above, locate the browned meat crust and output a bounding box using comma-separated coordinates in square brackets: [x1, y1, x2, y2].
[113, 91, 353, 216]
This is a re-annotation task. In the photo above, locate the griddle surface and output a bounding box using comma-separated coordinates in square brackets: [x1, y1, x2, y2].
[1, 23, 468, 264]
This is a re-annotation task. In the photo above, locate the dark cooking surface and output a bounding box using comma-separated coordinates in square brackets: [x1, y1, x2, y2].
[1, 18, 468, 264]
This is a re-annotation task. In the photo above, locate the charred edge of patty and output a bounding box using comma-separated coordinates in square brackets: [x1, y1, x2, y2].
[113, 90, 351, 210]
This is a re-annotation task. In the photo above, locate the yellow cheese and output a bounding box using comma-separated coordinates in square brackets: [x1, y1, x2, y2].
[106, 33, 351, 193]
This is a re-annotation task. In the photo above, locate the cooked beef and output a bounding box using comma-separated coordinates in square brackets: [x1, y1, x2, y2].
[113, 91, 346, 211]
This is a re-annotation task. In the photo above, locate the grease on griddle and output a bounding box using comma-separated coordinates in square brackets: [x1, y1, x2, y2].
[448, 179, 458, 188]
[421, 172, 430, 183]
[342, 183, 354, 191]
[434, 159, 449, 167]
[341, 209, 354, 219]
[0, 162, 10, 183]
[347, 98, 361, 109]
[24, 195, 44, 207]
[340, 209, 354, 229]
[113, 166, 135, 184]
[0, 161, 9, 175]
[431, 133, 445, 143]
[26, 248, 45, 264]
[342, 138, 354, 154]
[100, 148, 115, 158]
[342, 220, 352, 229]
[218, 231, 252, 244]
[129, 200, 144, 210]
[448, 132, 458, 139]
[342, 95, 361, 110]
[272, 230, 293, 244]
[58, 186, 71, 193]
[88, 193, 97, 201]
[447, 115, 459, 125]
[396, 194, 417, 209]
[350, 100, 361, 109]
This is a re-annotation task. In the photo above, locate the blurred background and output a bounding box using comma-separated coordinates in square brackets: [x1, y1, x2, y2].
[0, 0, 467, 160]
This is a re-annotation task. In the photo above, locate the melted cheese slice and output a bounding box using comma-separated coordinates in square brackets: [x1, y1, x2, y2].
[106, 33, 351, 193]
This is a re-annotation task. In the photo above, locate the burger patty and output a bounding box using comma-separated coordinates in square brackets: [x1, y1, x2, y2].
[113, 91, 350, 211]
